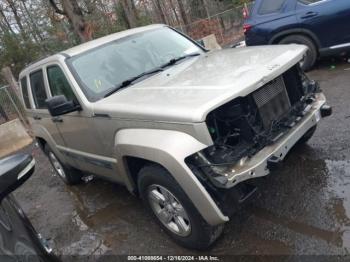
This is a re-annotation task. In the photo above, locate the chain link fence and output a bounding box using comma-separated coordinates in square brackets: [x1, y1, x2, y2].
[176, 3, 253, 47]
[0, 85, 28, 126]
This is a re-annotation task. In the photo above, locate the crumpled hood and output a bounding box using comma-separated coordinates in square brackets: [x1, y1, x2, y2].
[93, 44, 307, 123]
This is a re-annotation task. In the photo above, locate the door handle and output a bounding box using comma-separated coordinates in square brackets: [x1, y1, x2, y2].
[301, 11, 318, 19]
[52, 117, 63, 123]
[33, 115, 42, 120]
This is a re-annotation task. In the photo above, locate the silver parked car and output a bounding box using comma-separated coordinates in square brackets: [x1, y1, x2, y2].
[19, 24, 332, 249]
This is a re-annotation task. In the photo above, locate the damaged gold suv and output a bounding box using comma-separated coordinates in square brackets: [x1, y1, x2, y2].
[19, 24, 332, 249]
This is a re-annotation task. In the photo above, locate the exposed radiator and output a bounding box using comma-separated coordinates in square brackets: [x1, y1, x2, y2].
[253, 76, 291, 129]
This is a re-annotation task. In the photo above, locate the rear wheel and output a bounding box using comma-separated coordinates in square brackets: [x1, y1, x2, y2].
[44, 144, 83, 185]
[138, 164, 224, 250]
[279, 35, 317, 71]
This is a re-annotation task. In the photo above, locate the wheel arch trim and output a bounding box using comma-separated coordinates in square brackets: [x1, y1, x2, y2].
[269, 28, 321, 49]
[32, 125, 66, 162]
[114, 128, 228, 225]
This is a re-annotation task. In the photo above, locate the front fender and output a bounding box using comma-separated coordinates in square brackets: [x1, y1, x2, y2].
[114, 129, 228, 225]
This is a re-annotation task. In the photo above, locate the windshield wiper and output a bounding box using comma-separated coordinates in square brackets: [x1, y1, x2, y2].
[160, 53, 201, 69]
[104, 67, 164, 98]
[104, 53, 201, 98]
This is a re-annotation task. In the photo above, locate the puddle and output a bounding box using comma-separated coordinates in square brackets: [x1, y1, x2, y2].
[72, 211, 89, 231]
[61, 179, 146, 255]
[242, 155, 350, 253]
[251, 207, 343, 247]
[325, 160, 350, 251]
[61, 232, 109, 256]
[53, 148, 350, 255]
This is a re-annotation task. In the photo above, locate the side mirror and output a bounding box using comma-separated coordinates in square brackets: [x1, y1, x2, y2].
[196, 39, 205, 47]
[0, 154, 35, 202]
[46, 95, 81, 117]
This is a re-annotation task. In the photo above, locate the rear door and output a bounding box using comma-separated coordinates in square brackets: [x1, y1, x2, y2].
[247, 0, 298, 45]
[27, 70, 65, 148]
[296, 0, 350, 48]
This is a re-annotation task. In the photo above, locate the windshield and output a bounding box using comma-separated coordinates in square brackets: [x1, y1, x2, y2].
[67, 27, 204, 102]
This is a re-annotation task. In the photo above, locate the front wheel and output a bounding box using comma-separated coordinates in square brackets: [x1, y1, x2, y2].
[44, 144, 83, 185]
[138, 165, 224, 250]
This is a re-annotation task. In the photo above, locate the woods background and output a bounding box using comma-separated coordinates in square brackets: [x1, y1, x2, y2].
[0, 0, 250, 84]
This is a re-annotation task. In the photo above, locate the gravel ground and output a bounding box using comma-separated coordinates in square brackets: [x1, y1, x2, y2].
[11, 57, 350, 259]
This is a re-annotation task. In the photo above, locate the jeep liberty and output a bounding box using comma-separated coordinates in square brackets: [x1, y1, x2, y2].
[19, 24, 332, 249]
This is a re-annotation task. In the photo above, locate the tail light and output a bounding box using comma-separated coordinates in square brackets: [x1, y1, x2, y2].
[243, 24, 252, 34]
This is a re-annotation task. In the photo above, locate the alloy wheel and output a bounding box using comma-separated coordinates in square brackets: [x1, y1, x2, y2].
[49, 152, 67, 180]
[147, 184, 191, 237]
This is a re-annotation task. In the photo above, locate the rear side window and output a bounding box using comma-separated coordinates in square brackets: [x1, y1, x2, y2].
[20, 77, 31, 109]
[47, 65, 76, 101]
[30, 70, 47, 109]
[259, 0, 286, 14]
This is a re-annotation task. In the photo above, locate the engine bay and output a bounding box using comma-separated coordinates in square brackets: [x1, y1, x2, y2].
[188, 65, 321, 189]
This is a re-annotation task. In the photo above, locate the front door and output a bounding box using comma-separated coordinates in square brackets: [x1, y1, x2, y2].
[45, 64, 116, 179]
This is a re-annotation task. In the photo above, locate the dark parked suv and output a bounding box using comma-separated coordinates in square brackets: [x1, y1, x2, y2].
[244, 0, 350, 70]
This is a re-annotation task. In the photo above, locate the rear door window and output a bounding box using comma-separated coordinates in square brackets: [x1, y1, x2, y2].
[258, 0, 287, 14]
[20, 77, 31, 109]
[30, 70, 48, 109]
[47, 65, 76, 102]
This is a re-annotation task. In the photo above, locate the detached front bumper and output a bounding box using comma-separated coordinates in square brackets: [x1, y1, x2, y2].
[222, 93, 330, 188]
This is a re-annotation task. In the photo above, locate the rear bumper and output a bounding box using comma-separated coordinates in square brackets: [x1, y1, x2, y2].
[222, 92, 329, 188]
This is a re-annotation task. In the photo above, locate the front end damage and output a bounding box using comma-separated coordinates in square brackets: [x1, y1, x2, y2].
[186, 65, 332, 216]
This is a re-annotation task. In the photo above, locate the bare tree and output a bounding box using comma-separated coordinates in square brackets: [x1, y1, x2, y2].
[49, 0, 92, 43]
[153, 0, 167, 24]
[0, 8, 15, 34]
[169, 0, 181, 26]
[120, 0, 139, 28]
[19, 0, 45, 42]
[4, 0, 28, 39]
[177, 0, 190, 26]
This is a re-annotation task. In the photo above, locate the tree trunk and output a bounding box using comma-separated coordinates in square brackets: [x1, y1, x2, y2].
[1, 67, 20, 99]
[120, 0, 138, 28]
[5, 0, 28, 40]
[1, 67, 30, 127]
[202, 0, 211, 19]
[153, 0, 167, 24]
[0, 9, 15, 34]
[141, 0, 153, 22]
[169, 0, 181, 26]
[49, 0, 92, 43]
[20, 0, 45, 42]
[177, 0, 190, 25]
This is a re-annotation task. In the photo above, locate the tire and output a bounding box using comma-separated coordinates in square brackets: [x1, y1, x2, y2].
[279, 35, 317, 71]
[44, 144, 83, 185]
[298, 125, 317, 145]
[138, 164, 224, 250]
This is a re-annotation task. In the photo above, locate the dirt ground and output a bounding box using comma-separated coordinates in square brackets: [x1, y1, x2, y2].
[12, 57, 350, 259]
